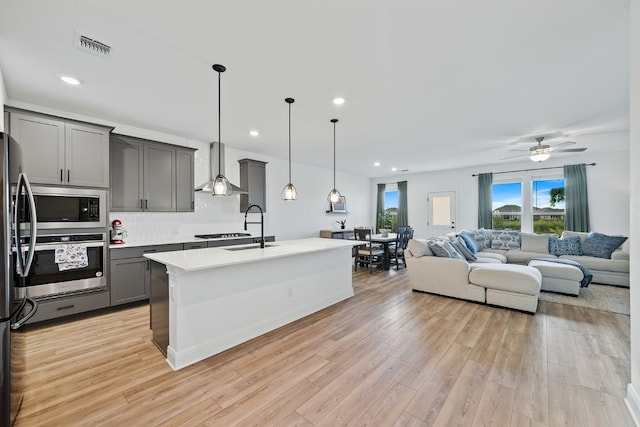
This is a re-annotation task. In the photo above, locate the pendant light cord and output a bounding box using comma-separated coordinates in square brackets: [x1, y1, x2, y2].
[288, 102, 292, 183]
[333, 121, 336, 188]
[217, 70, 222, 175]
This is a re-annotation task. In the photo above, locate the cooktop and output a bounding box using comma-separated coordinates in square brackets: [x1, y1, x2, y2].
[194, 233, 252, 239]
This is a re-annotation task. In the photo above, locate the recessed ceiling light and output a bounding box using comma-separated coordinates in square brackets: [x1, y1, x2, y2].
[60, 76, 81, 85]
[374, 162, 381, 167]
[333, 97, 345, 105]
[391, 167, 397, 172]
[249, 130, 259, 137]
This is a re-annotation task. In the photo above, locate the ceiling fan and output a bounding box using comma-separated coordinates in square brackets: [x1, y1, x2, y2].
[501, 136, 587, 162]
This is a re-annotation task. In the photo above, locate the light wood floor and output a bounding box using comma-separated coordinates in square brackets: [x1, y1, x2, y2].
[16, 268, 634, 426]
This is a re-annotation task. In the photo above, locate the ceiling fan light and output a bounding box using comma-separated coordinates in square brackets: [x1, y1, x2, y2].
[530, 152, 550, 162]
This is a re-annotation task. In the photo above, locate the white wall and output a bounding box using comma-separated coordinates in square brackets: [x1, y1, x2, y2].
[0, 66, 7, 132]
[4, 100, 371, 243]
[628, 1, 640, 424]
[372, 149, 630, 240]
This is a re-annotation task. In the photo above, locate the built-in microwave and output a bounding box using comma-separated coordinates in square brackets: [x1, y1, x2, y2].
[20, 186, 107, 229]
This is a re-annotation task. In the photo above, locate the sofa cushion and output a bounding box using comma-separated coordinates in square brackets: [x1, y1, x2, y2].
[458, 231, 479, 254]
[581, 232, 628, 259]
[407, 239, 433, 258]
[559, 255, 630, 273]
[506, 250, 558, 264]
[469, 264, 541, 296]
[428, 241, 453, 258]
[520, 233, 551, 254]
[549, 235, 583, 256]
[452, 238, 477, 261]
[491, 230, 521, 250]
[475, 251, 507, 263]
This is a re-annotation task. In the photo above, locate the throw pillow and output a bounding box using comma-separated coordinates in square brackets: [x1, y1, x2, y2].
[561, 230, 589, 244]
[444, 241, 466, 261]
[548, 235, 583, 256]
[458, 231, 479, 254]
[581, 232, 628, 259]
[520, 233, 550, 253]
[453, 238, 477, 261]
[406, 239, 432, 258]
[473, 229, 492, 250]
[428, 241, 452, 258]
[491, 230, 521, 250]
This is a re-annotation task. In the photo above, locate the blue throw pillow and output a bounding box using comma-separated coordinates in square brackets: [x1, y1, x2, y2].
[581, 232, 627, 259]
[428, 242, 452, 258]
[473, 229, 492, 250]
[549, 235, 583, 256]
[444, 241, 466, 261]
[453, 238, 477, 261]
[458, 231, 479, 254]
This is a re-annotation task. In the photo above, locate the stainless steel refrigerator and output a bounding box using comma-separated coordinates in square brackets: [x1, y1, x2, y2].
[1, 132, 38, 426]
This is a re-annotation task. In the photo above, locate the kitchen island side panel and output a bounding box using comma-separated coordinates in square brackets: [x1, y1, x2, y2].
[164, 246, 353, 370]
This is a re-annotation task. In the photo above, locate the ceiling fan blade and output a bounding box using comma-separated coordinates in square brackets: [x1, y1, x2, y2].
[500, 153, 529, 160]
[551, 141, 576, 148]
[508, 148, 531, 152]
[554, 147, 587, 153]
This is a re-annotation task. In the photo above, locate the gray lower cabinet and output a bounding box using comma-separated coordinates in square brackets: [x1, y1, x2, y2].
[110, 244, 182, 306]
[26, 291, 110, 324]
[183, 242, 208, 250]
[110, 134, 194, 212]
[6, 108, 111, 188]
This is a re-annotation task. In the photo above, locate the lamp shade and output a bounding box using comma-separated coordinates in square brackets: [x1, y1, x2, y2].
[530, 152, 550, 162]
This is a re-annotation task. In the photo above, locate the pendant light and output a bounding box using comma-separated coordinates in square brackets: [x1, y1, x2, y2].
[327, 118, 343, 203]
[281, 98, 297, 200]
[211, 64, 232, 196]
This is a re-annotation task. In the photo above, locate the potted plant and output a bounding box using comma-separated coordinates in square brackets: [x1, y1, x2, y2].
[377, 212, 392, 236]
[336, 219, 347, 229]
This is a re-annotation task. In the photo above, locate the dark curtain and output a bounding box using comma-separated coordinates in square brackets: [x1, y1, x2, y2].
[477, 172, 493, 229]
[376, 183, 385, 232]
[397, 181, 408, 227]
[564, 164, 590, 232]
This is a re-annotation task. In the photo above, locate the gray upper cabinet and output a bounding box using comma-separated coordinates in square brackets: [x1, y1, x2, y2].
[110, 134, 194, 212]
[7, 109, 111, 187]
[176, 148, 195, 211]
[239, 158, 267, 212]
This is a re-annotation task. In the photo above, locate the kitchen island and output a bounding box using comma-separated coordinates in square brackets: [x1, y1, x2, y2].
[144, 237, 358, 370]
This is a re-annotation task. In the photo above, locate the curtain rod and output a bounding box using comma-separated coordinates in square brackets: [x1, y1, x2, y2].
[472, 162, 596, 177]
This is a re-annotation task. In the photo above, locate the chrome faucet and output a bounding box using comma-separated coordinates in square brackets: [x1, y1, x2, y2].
[244, 204, 264, 248]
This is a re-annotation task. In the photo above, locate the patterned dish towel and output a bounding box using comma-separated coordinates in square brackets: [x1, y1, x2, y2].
[55, 244, 88, 271]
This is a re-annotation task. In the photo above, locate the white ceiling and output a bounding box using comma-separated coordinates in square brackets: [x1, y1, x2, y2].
[0, 0, 630, 178]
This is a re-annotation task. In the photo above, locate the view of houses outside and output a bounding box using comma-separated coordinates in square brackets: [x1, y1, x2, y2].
[492, 179, 565, 233]
[382, 190, 399, 230]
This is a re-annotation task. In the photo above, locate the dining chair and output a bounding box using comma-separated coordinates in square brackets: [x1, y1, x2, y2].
[390, 227, 411, 269]
[354, 228, 384, 273]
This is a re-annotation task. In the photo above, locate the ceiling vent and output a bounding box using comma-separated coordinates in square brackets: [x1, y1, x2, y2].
[76, 34, 111, 57]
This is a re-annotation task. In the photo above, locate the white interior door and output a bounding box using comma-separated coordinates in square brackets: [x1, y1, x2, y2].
[427, 191, 457, 236]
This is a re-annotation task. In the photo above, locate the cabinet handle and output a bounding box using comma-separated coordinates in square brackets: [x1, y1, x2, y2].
[146, 260, 150, 270]
[60, 169, 63, 182]
[57, 305, 74, 311]
[191, 201, 194, 210]
[67, 170, 70, 182]
[140, 199, 144, 209]
[145, 199, 148, 209]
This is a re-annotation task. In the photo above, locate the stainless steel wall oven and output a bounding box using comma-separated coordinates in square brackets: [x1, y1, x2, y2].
[13, 232, 107, 300]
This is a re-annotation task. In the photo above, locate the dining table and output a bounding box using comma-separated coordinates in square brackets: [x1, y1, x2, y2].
[370, 233, 397, 270]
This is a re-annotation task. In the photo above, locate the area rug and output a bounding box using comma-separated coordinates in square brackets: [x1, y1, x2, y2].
[539, 284, 630, 315]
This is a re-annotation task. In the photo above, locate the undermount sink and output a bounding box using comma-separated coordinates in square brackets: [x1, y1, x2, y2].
[224, 244, 278, 251]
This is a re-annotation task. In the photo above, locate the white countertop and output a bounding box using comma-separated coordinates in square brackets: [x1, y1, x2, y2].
[109, 234, 259, 249]
[144, 237, 358, 272]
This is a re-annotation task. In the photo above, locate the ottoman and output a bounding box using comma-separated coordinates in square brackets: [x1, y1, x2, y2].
[528, 259, 583, 296]
[469, 264, 542, 313]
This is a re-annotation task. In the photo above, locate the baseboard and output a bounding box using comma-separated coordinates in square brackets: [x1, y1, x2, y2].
[626, 383, 640, 426]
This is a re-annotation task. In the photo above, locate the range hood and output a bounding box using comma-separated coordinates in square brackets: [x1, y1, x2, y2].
[195, 142, 247, 194]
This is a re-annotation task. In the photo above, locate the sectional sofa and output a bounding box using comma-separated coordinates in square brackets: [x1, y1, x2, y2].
[405, 229, 629, 313]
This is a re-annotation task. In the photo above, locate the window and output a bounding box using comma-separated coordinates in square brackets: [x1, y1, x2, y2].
[492, 182, 522, 230]
[383, 188, 398, 230]
[532, 178, 565, 235]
